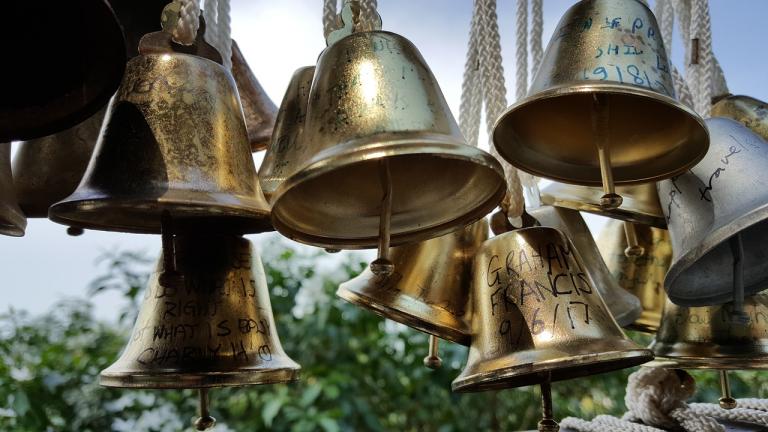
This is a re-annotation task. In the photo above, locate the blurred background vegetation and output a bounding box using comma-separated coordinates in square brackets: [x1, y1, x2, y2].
[0, 236, 766, 431]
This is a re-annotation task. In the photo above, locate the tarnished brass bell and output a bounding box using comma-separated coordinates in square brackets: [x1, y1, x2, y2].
[337, 220, 488, 345]
[658, 118, 768, 307]
[597, 219, 671, 333]
[493, 0, 708, 209]
[49, 35, 271, 234]
[100, 234, 300, 388]
[1, 1, 125, 141]
[0, 143, 26, 237]
[712, 95, 768, 141]
[527, 206, 642, 327]
[259, 66, 315, 202]
[108, 0, 169, 58]
[231, 41, 278, 152]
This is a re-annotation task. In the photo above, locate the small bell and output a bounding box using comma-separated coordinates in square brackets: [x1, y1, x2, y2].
[711, 94, 768, 141]
[231, 41, 278, 151]
[597, 219, 671, 333]
[493, 0, 708, 209]
[658, 118, 768, 307]
[0, 143, 27, 237]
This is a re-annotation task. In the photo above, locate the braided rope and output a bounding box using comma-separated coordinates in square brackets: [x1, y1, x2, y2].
[514, 0, 528, 100]
[172, 0, 201, 45]
[459, 9, 482, 148]
[561, 415, 666, 432]
[737, 399, 768, 412]
[217, 0, 232, 69]
[689, 403, 768, 426]
[323, 0, 339, 37]
[529, 0, 543, 78]
[359, 0, 378, 31]
[689, 0, 714, 116]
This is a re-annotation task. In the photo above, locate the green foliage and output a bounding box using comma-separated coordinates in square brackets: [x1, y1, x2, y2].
[0, 236, 765, 431]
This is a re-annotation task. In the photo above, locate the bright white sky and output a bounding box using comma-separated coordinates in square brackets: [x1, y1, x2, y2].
[2, 0, 767, 320]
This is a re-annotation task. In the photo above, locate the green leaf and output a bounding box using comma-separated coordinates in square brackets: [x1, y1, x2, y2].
[318, 417, 340, 432]
[262, 398, 284, 427]
[300, 384, 322, 407]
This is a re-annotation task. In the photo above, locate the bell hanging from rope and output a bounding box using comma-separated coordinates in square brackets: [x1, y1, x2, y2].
[108, 0, 170, 58]
[658, 117, 768, 307]
[493, 0, 708, 210]
[1, 1, 126, 142]
[270, 1, 505, 272]
[259, 66, 315, 202]
[231, 41, 278, 152]
[0, 143, 27, 237]
[711, 94, 768, 141]
[49, 15, 271, 235]
[597, 219, 671, 333]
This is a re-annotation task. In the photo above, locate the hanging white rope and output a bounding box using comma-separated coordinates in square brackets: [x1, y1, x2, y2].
[529, 0, 543, 77]
[689, 403, 768, 426]
[689, 0, 714, 116]
[737, 399, 768, 412]
[322, 0, 339, 38]
[514, 0, 528, 101]
[171, 0, 201, 46]
[655, 0, 695, 109]
[459, 8, 482, 148]
[217, 0, 232, 69]
[358, 0, 379, 31]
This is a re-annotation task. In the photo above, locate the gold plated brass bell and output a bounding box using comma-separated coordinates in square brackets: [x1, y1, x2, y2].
[712, 95, 768, 141]
[541, 182, 666, 229]
[0, 143, 27, 237]
[259, 66, 315, 202]
[337, 220, 488, 345]
[231, 41, 278, 151]
[100, 234, 300, 388]
[453, 227, 652, 392]
[49, 50, 271, 234]
[597, 219, 671, 333]
[658, 118, 768, 306]
[12, 109, 105, 218]
[493, 0, 708, 208]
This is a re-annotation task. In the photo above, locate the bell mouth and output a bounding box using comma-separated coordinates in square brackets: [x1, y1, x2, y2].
[0, 207, 27, 237]
[646, 355, 768, 370]
[0, 224, 25, 237]
[271, 133, 505, 249]
[493, 83, 709, 186]
[99, 365, 300, 389]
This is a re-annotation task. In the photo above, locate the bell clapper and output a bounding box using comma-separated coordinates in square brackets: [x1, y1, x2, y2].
[66, 226, 85, 237]
[370, 159, 394, 276]
[325, 248, 341, 254]
[622, 222, 645, 258]
[537, 373, 559, 432]
[194, 388, 217, 430]
[718, 370, 737, 410]
[423, 335, 442, 369]
[729, 233, 750, 325]
[592, 94, 622, 210]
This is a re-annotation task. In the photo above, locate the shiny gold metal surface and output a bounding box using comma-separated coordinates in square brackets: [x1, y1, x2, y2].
[648, 291, 768, 370]
[231, 41, 278, 151]
[541, 182, 666, 229]
[0, 143, 26, 237]
[452, 227, 653, 392]
[100, 234, 300, 388]
[493, 0, 708, 189]
[270, 24, 505, 249]
[259, 66, 315, 202]
[712, 95, 768, 141]
[49, 52, 271, 234]
[598, 219, 671, 333]
[337, 220, 488, 345]
[12, 109, 105, 218]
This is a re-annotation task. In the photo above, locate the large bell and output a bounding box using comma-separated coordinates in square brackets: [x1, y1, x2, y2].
[49, 44, 271, 234]
[270, 6, 504, 250]
[100, 234, 300, 388]
[336, 220, 488, 345]
[453, 226, 653, 393]
[493, 0, 707, 209]
[712, 95, 768, 141]
[658, 118, 768, 306]
[1, 1, 126, 141]
[231, 41, 278, 152]
[527, 206, 642, 327]
[0, 143, 27, 237]
[597, 219, 671, 333]
[259, 66, 315, 202]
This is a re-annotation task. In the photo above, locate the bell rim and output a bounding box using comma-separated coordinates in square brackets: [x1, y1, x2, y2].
[540, 189, 667, 229]
[492, 83, 709, 186]
[645, 356, 768, 370]
[271, 135, 505, 249]
[98, 365, 301, 389]
[626, 315, 662, 334]
[0, 223, 26, 237]
[0, 206, 27, 237]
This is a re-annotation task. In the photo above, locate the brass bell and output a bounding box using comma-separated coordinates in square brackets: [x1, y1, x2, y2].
[49, 35, 271, 234]
[493, 0, 708, 210]
[0, 143, 27, 237]
[658, 118, 768, 307]
[712, 94, 768, 141]
[108, 0, 170, 58]
[270, 2, 505, 262]
[231, 41, 278, 152]
[337, 219, 488, 346]
[1, 1, 126, 141]
[526, 206, 642, 327]
[597, 219, 671, 333]
[259, 66, 315, 202]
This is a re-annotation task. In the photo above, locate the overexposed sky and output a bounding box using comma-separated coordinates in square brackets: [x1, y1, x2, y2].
[2, 0, 767, 319]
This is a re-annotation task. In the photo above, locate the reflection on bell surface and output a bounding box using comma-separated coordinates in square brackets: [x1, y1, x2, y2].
[13, 109, 105, 218]
[337, 220, 488, 345]
[453, 227, 652, 392]
[0, 143, 27, 237]
[527, 206, 642, 327]
[493, 0, 707, 204]
[597, 219, 671, 333]
[231, 41, 278, 152]
[712, 95, 768, 141]
[658, 117, 768, 306]
[100, 234, 300, 388]
[259, 66, 315, 202]
[49, 47, 271, 234]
